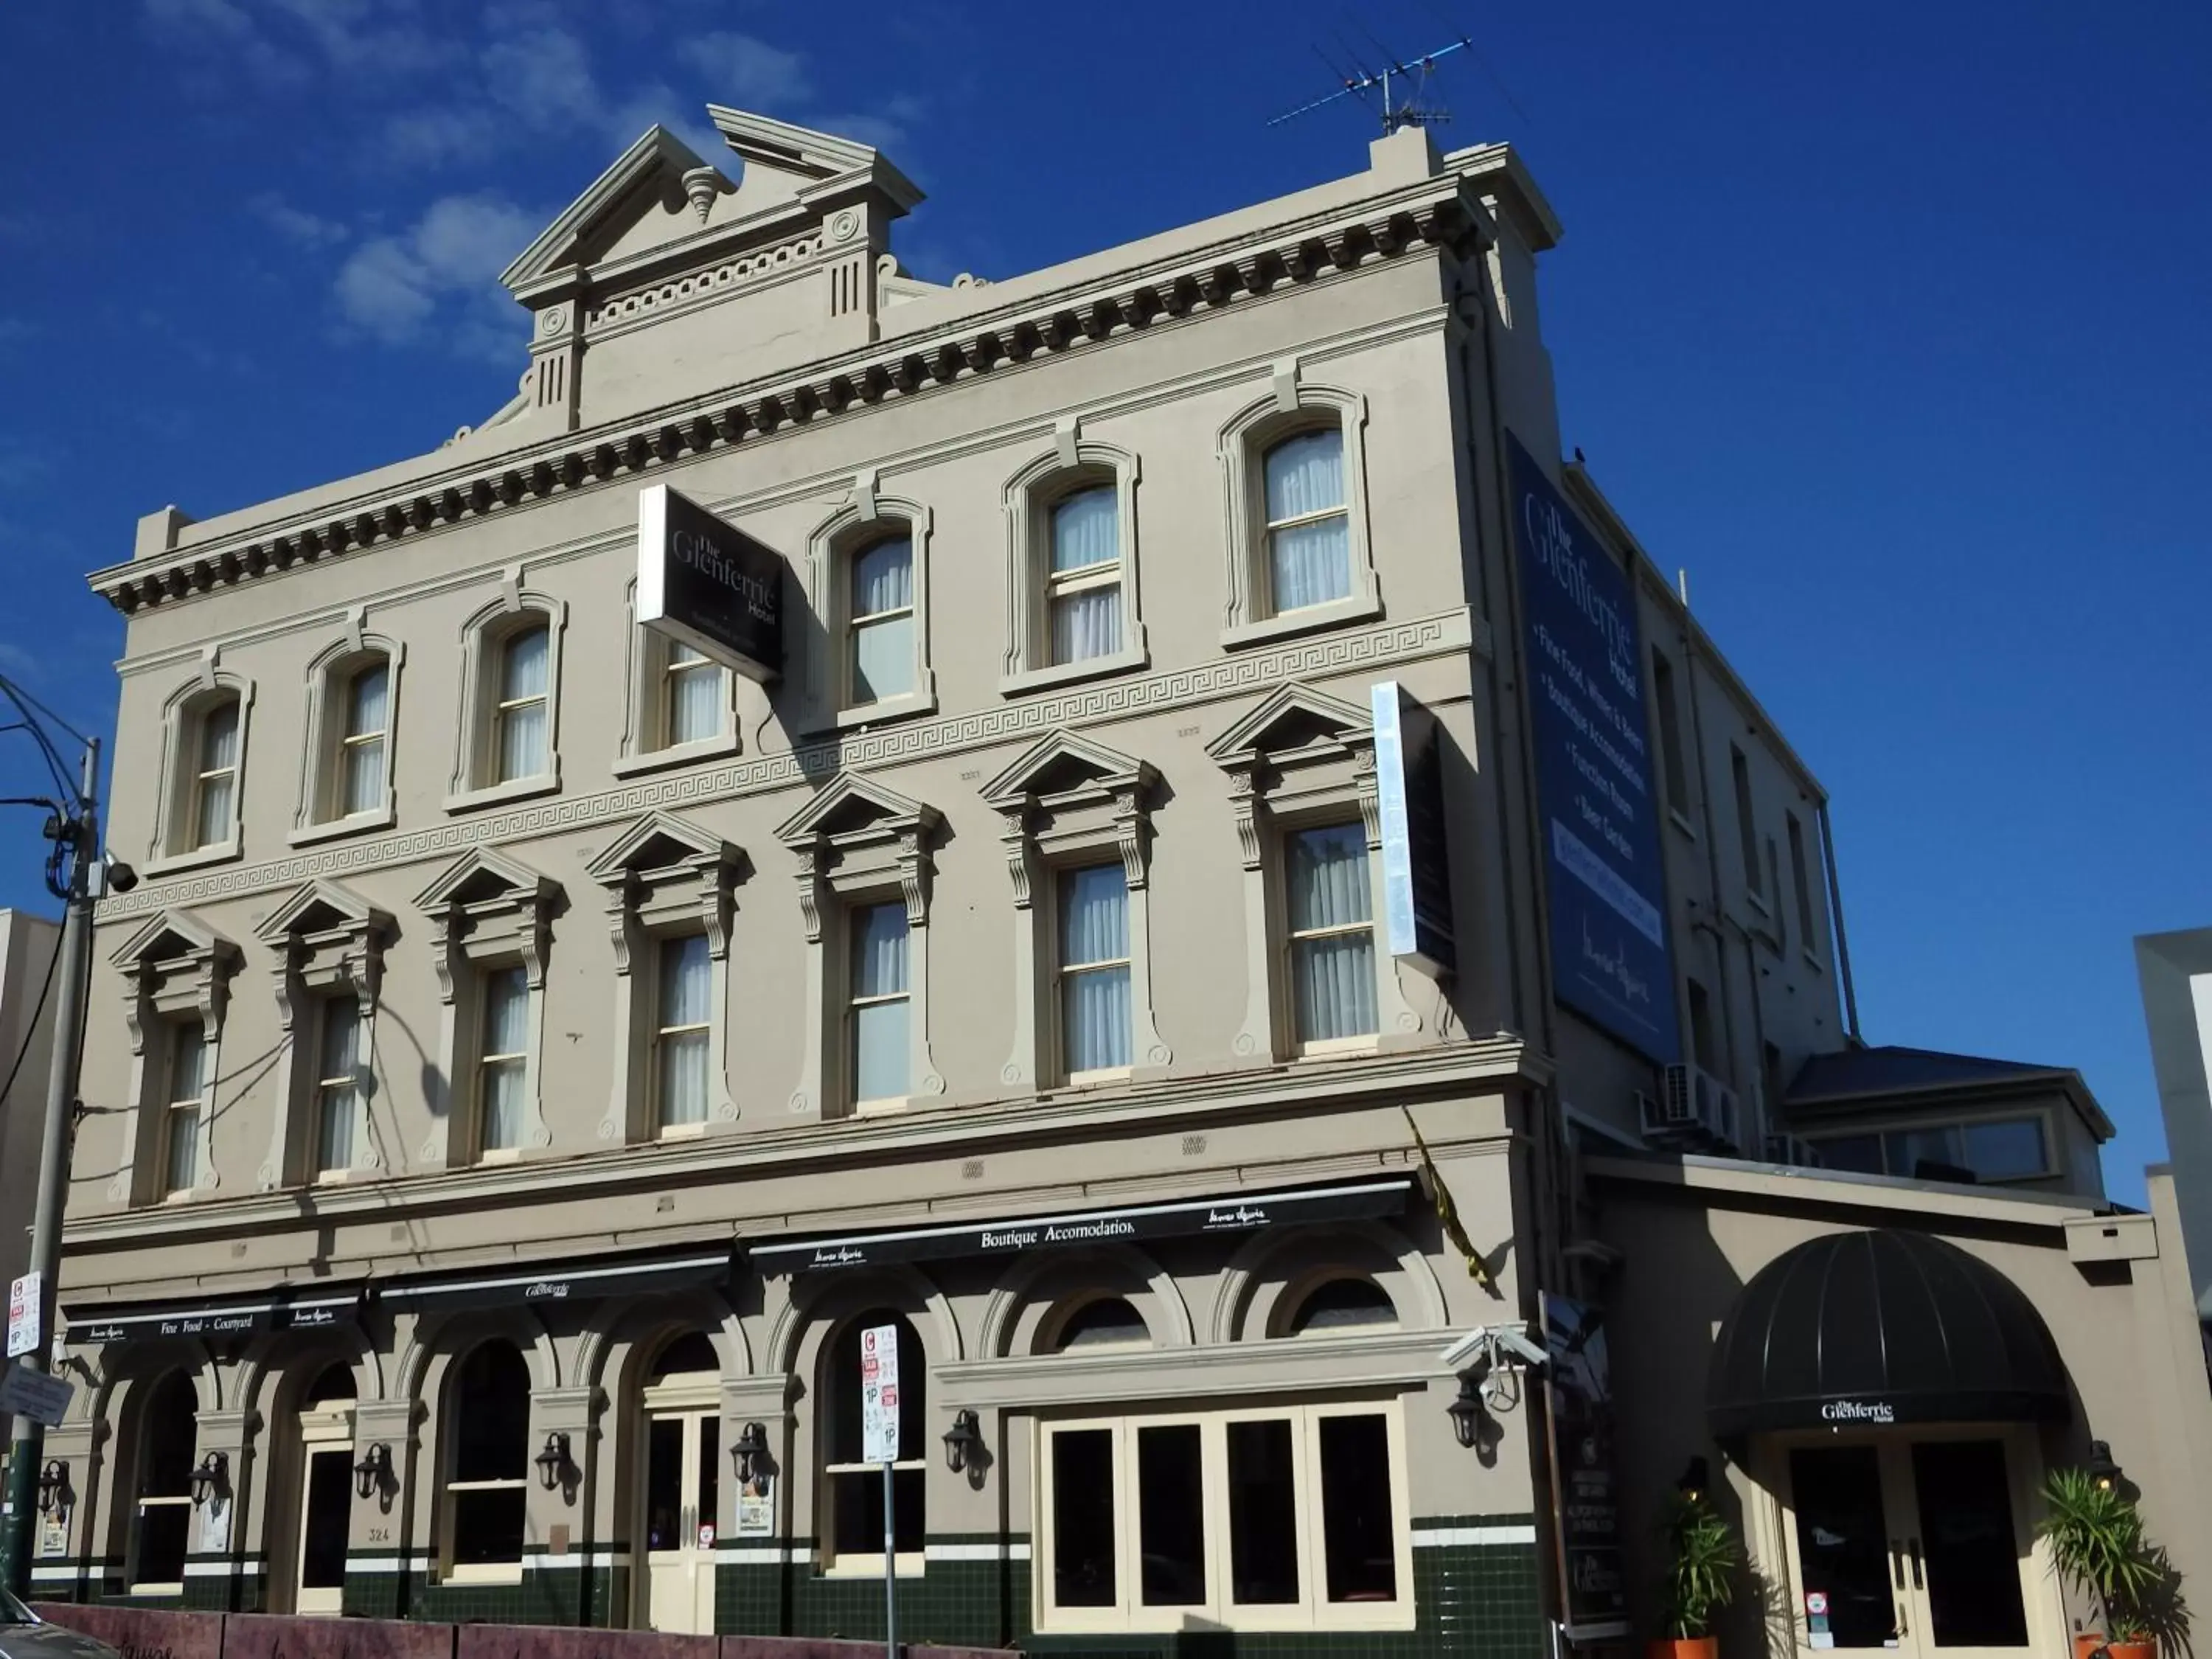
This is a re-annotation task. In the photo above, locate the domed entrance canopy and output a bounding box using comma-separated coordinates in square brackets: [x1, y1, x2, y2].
[1707, 1228, 2070, 1442]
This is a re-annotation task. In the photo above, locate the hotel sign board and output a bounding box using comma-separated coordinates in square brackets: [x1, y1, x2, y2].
[1506, 433, 1680, 1065]
[637, 483, 785, 681]
[1371, 681, 1455, 974]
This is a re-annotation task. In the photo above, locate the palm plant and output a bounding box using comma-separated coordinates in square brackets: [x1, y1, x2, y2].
[2039, 1467, 2166, 1644]
[1661, 1489, 1743, 1641]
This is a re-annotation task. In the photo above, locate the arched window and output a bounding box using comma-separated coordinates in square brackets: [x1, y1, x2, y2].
[188, 694, 243, 850]
[1046, 484, 1123, 664]
[304, 1361, 357, 1405]
[848, 533, 916, 705]
[338, 658, 391, 814]
[445, 1341, 529, 1577]
[449, 595, 565, 808]
[650, 1331, 720, 1380]
[1052, 1296, 1149, 1352]
[1000, 445, 1146, 694]
[131, 1372, 198, 1591]
[495, 625, 551, 782]
[821, 1313, 925, 1572]
[1217, 388, 1378, 648]
[1286, 1276, 1397, 1336]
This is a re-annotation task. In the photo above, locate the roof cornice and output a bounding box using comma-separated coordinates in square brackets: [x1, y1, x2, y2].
[92, 173, 1493, 616]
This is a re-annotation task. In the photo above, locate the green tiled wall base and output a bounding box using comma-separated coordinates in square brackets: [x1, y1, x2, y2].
[178, 1559, 268, 1613]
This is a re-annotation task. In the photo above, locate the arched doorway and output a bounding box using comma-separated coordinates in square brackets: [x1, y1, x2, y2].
[638, 1331, 720, 1633]
[290, 1363, 355, 1615]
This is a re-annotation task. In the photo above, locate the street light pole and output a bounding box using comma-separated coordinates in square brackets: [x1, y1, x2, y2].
[2, 740, 100, 1596]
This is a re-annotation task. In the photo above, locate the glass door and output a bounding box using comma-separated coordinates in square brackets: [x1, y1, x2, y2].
[1777, 1432, 2047, 1659]
[293, 1407, 354, 1615]
[641, 1406, 719, 1632]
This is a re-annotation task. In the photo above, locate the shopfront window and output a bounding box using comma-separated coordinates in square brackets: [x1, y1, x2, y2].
[1037, 1402, 1411, 1632]
[131, 1372, 198, 1591]
[445, 1341, 529, 1578]
[821, 1314, 925, 1573]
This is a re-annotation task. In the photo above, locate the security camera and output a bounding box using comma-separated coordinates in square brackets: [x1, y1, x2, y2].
[102, 855, 138, 895]
[1489, 1326, 1550, 1370]
[1439, 1322, 1550, 1373]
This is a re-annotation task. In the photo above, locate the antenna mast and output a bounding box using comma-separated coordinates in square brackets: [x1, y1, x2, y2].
[1270, 29, 1478, 133]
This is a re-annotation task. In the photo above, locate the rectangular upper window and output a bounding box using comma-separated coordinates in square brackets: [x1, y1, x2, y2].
[1731, 745, 1762, 895]
[849, 902, 911, 1105]
[1811, 1117, 2052, 1184]
[662, 641, 725, 747]
[164, 1025, 206, 1195]
[1788, 812, 1818, 954]
[495, 625, 551, 782]
[1651, 651, 1690, 817]
[340, 661, 389, 815]
[849, 538, 916, 703]
[1283, 824, 1376, 1048]
[1058, 863, 1131, 1077]
[192, 697, 240, 850]
[315, 999, 361, 1178]
[1262, 429, 1351, 613]
[478, 965, 529, 1155]
[1048, 486, 1124, 665]
[655, 934, 712, 1133]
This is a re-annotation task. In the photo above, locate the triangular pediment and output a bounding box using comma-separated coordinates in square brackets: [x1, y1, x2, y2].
[413, 846, 558, 914]
[981, 731, 1157, 809]
[775, 771, 939, 846]
[252, 877, 392, 945]
[585, 810, 740, 885]
[501, 125, 714, 295]
[111, 908, 240, 974]
[709, 105, 922, 211]
[1205, 683, 1373, 767]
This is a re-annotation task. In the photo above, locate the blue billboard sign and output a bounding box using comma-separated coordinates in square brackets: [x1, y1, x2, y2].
[1506, 433, 1680, 1064]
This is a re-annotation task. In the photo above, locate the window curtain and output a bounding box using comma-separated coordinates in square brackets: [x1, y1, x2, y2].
[1050, 588, 1122, 664]
[851, 538, 915, 700]
[318, 1001, 361, 1171]
[658, 935, 712, 1127]
[1264, 429, 1351, 611]
[165, 1026, 206, 1192]
[1051, 487, 1117, 571]
[1287, 825, 1377, 1041]
[1048, 488, 1122, 663]
[194, 699, 239, 846]
[342, 663, 387, 814]
[480, 966, 529, 1150]
[1060, 865, 1130, 1071]
[852, 903, 911, 1101]
[498, 627, 549, 779]
[665, 643, 723, 745]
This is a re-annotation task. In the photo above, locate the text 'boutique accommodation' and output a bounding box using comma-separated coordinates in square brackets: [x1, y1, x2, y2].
[35, 102, 2212, 1658]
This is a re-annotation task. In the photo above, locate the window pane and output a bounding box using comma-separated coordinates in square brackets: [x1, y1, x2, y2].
[501, 627, 548, 700]
[193, 772, 234, 849]
[136, 1503, 189, 1585]
[1318, 1413, 1398, 1603]
[645, 1417, 684, 1551]
[346, 664, 389, 738]
[1050, 485, 1119, 573]
[830, 1468, 924, 1557]
[1290, 1278, 1397, 1335]
[659, 935, 712, 1026]
[1264, 428, 1345, 521]
[853, 1001, 910, 1102]
[1060, 865, 1131, 1072]
[341, 735, 385, 815]
[1910, 1439, 2029, 1648]
[169, 1028, 206, 1106]
[484, 967, 529, 1055]
[851, 615, 914, 701]
[1049, 585, 1122, 664]
[300, 1451, 352, 1590]
[659, 1031, 709, 1127]
[1885, 1125, 1966, 1179]
[1287, 826, 1371, 930]
[164, 1104, 201, 1194]
[481, 1059, 526, 1152]
[1051, 1428, 1117, 1607]
[1060, 865, 1128, 965]
[497, 700, 546, 781]
[451, 1486, 525, 1566]
[1054, 1298, 1148, 1352]
[1961, 1119, 2047, 1181]
[1062, 966, 1131, 1073]
[1293, 934, 1377, 1043]
[142, 1377, 198, 1493]
[453, 1344, 529, 1480]
[321, 1000, 359, 1078]
[853, 538, 913, 614]
[852, 905, 909, 996]
[198, 700, 240, 771]
[318, 1082, 356, 1172]
[1267, 515, 1352, 611]
[1137, 1424, 1206, 1606]
[1815, 1134, 1883, 1175]
[1226, 1418, 1301, 1604]
[667, 660, 723, 745]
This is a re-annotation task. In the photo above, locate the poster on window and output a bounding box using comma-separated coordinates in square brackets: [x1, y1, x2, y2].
[1540, 1292, 1627, 1642]
[735, 1471, 776, 1537]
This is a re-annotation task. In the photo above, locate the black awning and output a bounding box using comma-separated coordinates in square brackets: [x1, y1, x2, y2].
[749, 1176, 1416, 1275]
[67, 1284, 365, 1346]
[1707, 1228, 2070, 1441]
[379, 1242, 734, 1312]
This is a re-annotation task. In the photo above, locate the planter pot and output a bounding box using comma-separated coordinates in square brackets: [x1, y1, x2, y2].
[2108, 1642, 2157, 1659]
[1648, 1641, 1719, 1659]
[2076, 1635, 2110, 1659]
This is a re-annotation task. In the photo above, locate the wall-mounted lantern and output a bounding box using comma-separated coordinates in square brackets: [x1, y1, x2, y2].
[535, 1431, 572, 1491]
[731, 1422, 769, 1484]
[188, 1450, 228, 1507]
[1447, 1372, 1485, 1450]
[2088, 1440, 2123, 1493]
[1677, 1456, 1710, 1501]
[352, 1441, 393, 1501]
[942, 1409, 983, 1475]
[36, 1460, 69, 1517]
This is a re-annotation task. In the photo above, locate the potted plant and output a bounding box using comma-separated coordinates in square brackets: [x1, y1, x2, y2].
[1652, 1489, 1742, 1659]
[2039, 1467, 2168, 1659]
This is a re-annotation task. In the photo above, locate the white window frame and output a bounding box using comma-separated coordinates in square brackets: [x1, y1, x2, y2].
[1054, 863, 1134, 1084]
[161, 1022, 209, 1199]
[129, 1376, 198, 1596]
[1034, 1400, 1414, 1634]
[804, 496, 937, 732]
[1000, 438, 1147, 695]
[473, 963, 531, 1162]
[614, 578, 741, 777]
[291, 633, 405, 845]
[312, 995, 365, 1183]
[147, 671, 254, 874]
[653, 931, 714, 1138]
[446, 589, 566, 813]
[439, 1346, 531, 1586]
[844, 900, 913, 1114]
[1216, 383, 1380, 650]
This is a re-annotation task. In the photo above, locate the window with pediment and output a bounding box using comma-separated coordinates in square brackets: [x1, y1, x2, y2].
[252, 877, 393, 1189]
[1206, 684, 1422, 1061]
[1001, 436, 1148, 694]
[414, 846, 560, 1166]
[148, 669, 254, 872]
[293, 629, 403, 843]
[616, 577, 741, 776]
[108, 910, 241, 1206]
[981, 731, 1172, 1091]
[448, 588, 566, 811]
[1217, 383, 1380, 648]
[586, 811, 744, 1144]
[775, 772, 944, 1119]
[805, 494, 936, 731]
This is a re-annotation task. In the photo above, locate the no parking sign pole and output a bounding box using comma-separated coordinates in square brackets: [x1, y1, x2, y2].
[860, 1324, 901, 1657]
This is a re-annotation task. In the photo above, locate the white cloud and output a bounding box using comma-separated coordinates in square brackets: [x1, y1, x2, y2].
[0, 641, 41, 681]
[334, 193, 537, 355]
[677, 31, 813, 110]
[248, 192, 349, 248]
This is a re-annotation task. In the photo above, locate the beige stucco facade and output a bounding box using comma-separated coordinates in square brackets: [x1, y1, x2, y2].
[28, 102, 2208, 1658]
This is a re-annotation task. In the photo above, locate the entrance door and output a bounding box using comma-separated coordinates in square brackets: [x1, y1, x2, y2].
[641, 1394, 719, 1633]
[1777, 1431, 2049, 1659]
[293, 1405, 354, 1615]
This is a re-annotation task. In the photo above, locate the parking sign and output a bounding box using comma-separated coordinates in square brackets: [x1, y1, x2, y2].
[860, 1323, 900, 1464]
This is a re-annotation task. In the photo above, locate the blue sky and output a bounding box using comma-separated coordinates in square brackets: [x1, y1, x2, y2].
[0, 1, 2205, 1201]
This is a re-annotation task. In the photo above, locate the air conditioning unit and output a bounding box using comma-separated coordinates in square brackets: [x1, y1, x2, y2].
[1765, 1134, 1823, 1169]
[1643, 1064, 1743, 1152]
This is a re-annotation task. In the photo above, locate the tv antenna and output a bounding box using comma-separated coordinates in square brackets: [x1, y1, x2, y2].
[1270, 29, 1477, 133]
